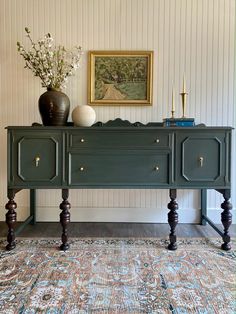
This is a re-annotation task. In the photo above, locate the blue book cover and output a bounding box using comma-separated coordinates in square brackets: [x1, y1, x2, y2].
[163, 118, 195, 127]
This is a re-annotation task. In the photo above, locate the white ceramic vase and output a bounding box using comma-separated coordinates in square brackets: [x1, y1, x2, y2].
[72, 105, 96, 127]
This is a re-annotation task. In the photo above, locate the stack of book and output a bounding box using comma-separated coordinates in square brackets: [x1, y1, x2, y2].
[163, 118, 195, 127]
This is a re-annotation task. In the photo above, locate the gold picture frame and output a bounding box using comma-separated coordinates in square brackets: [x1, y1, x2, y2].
[88, 51, 153, 105]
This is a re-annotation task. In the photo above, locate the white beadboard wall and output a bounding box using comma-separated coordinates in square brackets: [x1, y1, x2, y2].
[0, 0, 235, 223]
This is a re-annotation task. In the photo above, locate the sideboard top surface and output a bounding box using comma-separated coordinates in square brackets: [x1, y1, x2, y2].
[5, 125, 234, 130]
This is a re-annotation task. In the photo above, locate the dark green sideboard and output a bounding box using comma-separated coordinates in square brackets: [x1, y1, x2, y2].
[5, 119, 233, 251]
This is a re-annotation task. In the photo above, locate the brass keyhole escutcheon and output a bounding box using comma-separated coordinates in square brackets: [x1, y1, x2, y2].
[35, 156, 40, 167]
[199, 157, 204, 167]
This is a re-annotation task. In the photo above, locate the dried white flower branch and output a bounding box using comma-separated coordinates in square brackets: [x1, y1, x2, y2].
[17, 27, 83, 90]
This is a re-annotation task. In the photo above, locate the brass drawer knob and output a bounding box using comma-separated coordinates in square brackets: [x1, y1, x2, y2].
[155, 166, 159, 171]
[79, 167, 84, 171]
[80, 138, 85, 143]
[34, 156, 40, 167]
[155, 139, 160, 143]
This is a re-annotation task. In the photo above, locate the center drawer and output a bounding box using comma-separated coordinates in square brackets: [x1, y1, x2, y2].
[68, 150, 170, 186]
[68, 130, 171, 149]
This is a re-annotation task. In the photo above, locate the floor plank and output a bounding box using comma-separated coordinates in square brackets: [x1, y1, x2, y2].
[0, 222, 235, 238]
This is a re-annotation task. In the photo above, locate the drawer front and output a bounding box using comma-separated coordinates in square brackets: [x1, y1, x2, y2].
[176, 132, 228, 186]
[10, 132, 62, 186]
[68, 130, 171, 149]
[68, 151, 170, 186]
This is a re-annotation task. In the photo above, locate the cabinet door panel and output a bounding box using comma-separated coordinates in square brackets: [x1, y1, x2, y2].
[10, 132, 62, 186]
[176, 132, 227, 187]
[182, 137, 221, 181]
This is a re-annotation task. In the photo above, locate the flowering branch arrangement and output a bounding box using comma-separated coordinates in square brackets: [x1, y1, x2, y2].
[17, 27, 83, 90]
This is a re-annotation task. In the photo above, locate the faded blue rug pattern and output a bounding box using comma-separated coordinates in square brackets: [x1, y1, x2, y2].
[0, 238, 235, 313]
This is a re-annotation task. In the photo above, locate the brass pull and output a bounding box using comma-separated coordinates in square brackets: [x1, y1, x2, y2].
[155, 166, 159, 171]
[155, 139, 160, 143]
[199, 157, 204, 167]
[79, 167, 84, 171]
[80, 138, 85, 143]
[35, 156, 40, 167]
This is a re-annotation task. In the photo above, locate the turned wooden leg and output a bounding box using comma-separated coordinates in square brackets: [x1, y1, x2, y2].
[60, 189, 71, 251]
[5, 190, 17, 250]
[167, 189, 178, 250]
[221, 190, 232, 251]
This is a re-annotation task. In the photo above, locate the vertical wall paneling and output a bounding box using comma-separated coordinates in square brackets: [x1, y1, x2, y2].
[0, 0, 235, 223]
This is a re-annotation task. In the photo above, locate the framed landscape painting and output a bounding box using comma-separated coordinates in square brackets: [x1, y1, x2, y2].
[88, 51, 153, 105]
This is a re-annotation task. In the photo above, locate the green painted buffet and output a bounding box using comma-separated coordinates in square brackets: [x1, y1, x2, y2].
[5, 119, 233, 251]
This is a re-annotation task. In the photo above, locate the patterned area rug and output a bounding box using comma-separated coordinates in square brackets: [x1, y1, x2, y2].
[0, 238, 235, 313]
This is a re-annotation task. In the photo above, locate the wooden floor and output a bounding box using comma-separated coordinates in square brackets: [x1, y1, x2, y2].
[0, 222, 235, 238]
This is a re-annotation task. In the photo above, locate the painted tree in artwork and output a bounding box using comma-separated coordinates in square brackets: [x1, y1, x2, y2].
[95, 56, 147, 84]
[95, 56, 148, 100]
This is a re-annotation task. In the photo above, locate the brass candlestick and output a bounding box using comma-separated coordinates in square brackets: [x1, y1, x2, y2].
[171, 109, 175, 119]
[171, 86, 175, 118]
[180, 91, 188, 118]
[180, 75, 188, 118]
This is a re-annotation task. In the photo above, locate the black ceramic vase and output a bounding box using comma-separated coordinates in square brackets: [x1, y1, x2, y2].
[38, 87, 70, 126]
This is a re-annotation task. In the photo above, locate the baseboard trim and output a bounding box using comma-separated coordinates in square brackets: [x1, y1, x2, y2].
[1, 205, 235, 224]
[33, 206, 236, 224]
